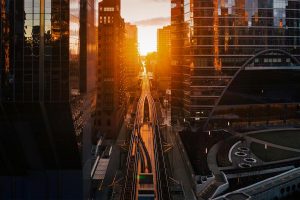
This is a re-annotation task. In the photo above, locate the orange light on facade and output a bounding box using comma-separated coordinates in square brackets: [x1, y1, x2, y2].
[255, 12, 258, 23]
[224, 13, 229, 53]
[1, 0, 9, 73]
[213, 0, 222, 71]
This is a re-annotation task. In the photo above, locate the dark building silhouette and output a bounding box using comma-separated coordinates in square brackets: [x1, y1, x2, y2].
[0, 0, 93, 198]
[95, 0, 126, 139]
[171, 0, 185, 125]
[80, 0, 98, 94]
[171, 0, 300, 130]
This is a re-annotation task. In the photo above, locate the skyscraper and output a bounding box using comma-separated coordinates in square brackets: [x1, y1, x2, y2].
[171, 0, 184, 125]
[157, 25, 171, 76]
[95, 0, 126, 139]
[0, 0, 89, 198]
[157, 25, 171, 93]
[171, 0, 300, 129]
[0, 0, 10, 99]
[80, 0, 98, 94]
[124, 23, 140, 97]
[73, 0, 98, 137]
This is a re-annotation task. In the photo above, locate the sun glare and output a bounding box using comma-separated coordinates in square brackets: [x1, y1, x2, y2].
[138, 26, 158, 56]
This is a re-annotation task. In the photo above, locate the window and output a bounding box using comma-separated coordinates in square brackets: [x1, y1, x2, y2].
[104, 7, 114, 12]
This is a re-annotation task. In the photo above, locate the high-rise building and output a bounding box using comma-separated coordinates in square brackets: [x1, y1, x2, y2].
[95, 0, 126, 139]
[157, 25, 171, 93]
[145, 51, 158, 76]
[124, 23, 140, 97]
[0, 0, 81, 102]
[0, 0, 10, 99]
[171, 0, 300, 129]
[71, 0, 98, 138]
[80, 0, 98, 94]
[157, 25, 171, 76]
[79, 1, 99, 198]
[0, 0, 96, 198]
[171, 0, 185, 125]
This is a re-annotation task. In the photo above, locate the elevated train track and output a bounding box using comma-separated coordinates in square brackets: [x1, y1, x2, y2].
[121, 74, 171, 200]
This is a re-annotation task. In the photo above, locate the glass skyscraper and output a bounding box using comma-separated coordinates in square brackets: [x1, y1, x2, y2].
[0, 0, 87, 198]
[171, 0, 300, 129]
[0, 0, 80, 102]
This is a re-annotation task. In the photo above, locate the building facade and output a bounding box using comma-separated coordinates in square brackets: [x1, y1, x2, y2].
[157, 25, 171, 77]
[171, 0, 300, 129]
[70, 0, 99, 141]
[124, 23, 140, 97]
[0, 0, 81, 103]
[171, 0, 185, 124]
[0, 0, 10, 99]
[80, 0, 98, 94]
[157, 25, 172, 94]
[0, 0, 88, 198]
[95, 0, 126, 139]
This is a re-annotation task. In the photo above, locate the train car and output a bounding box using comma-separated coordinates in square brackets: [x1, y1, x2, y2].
[138, 173, 154, 185]
[138, 188, 155, 200]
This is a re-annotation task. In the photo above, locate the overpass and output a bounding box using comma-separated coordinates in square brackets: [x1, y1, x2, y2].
[121, 73, 171, 200]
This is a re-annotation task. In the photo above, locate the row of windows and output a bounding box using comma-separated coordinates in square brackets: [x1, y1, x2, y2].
[280, 183, 300, 195]
[1, 1, 80, 102]
[185, 47, 299, 56]
[190, 0, 300, 10]
[189, 39, 299, 46]
[99, 16, 114, 24]
[100, 7, 115, 12]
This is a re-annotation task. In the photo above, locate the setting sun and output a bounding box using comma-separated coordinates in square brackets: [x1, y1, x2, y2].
[138, 26, 157, 55]
[2, 0, 300, 198]
[121, 0, 170, 56]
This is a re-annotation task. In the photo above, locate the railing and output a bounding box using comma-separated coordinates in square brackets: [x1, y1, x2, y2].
[121, 132, 138, 200]
[153, 125, 172, 200]
[122, 77, 172, 200]
[137, 135, 152, 173]
[148, 94, 172, 200]
[121, 94, 143, 200]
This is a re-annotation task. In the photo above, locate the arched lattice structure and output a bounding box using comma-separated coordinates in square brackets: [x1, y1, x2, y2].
[203, 49, 300, 130]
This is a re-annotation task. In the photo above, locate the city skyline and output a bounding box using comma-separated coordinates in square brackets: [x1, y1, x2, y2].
[1, 0, 300, 199]
[121, 0, 170, 55]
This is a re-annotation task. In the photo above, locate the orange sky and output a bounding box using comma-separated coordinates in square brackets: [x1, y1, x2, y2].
[121, 0, 170, 55]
